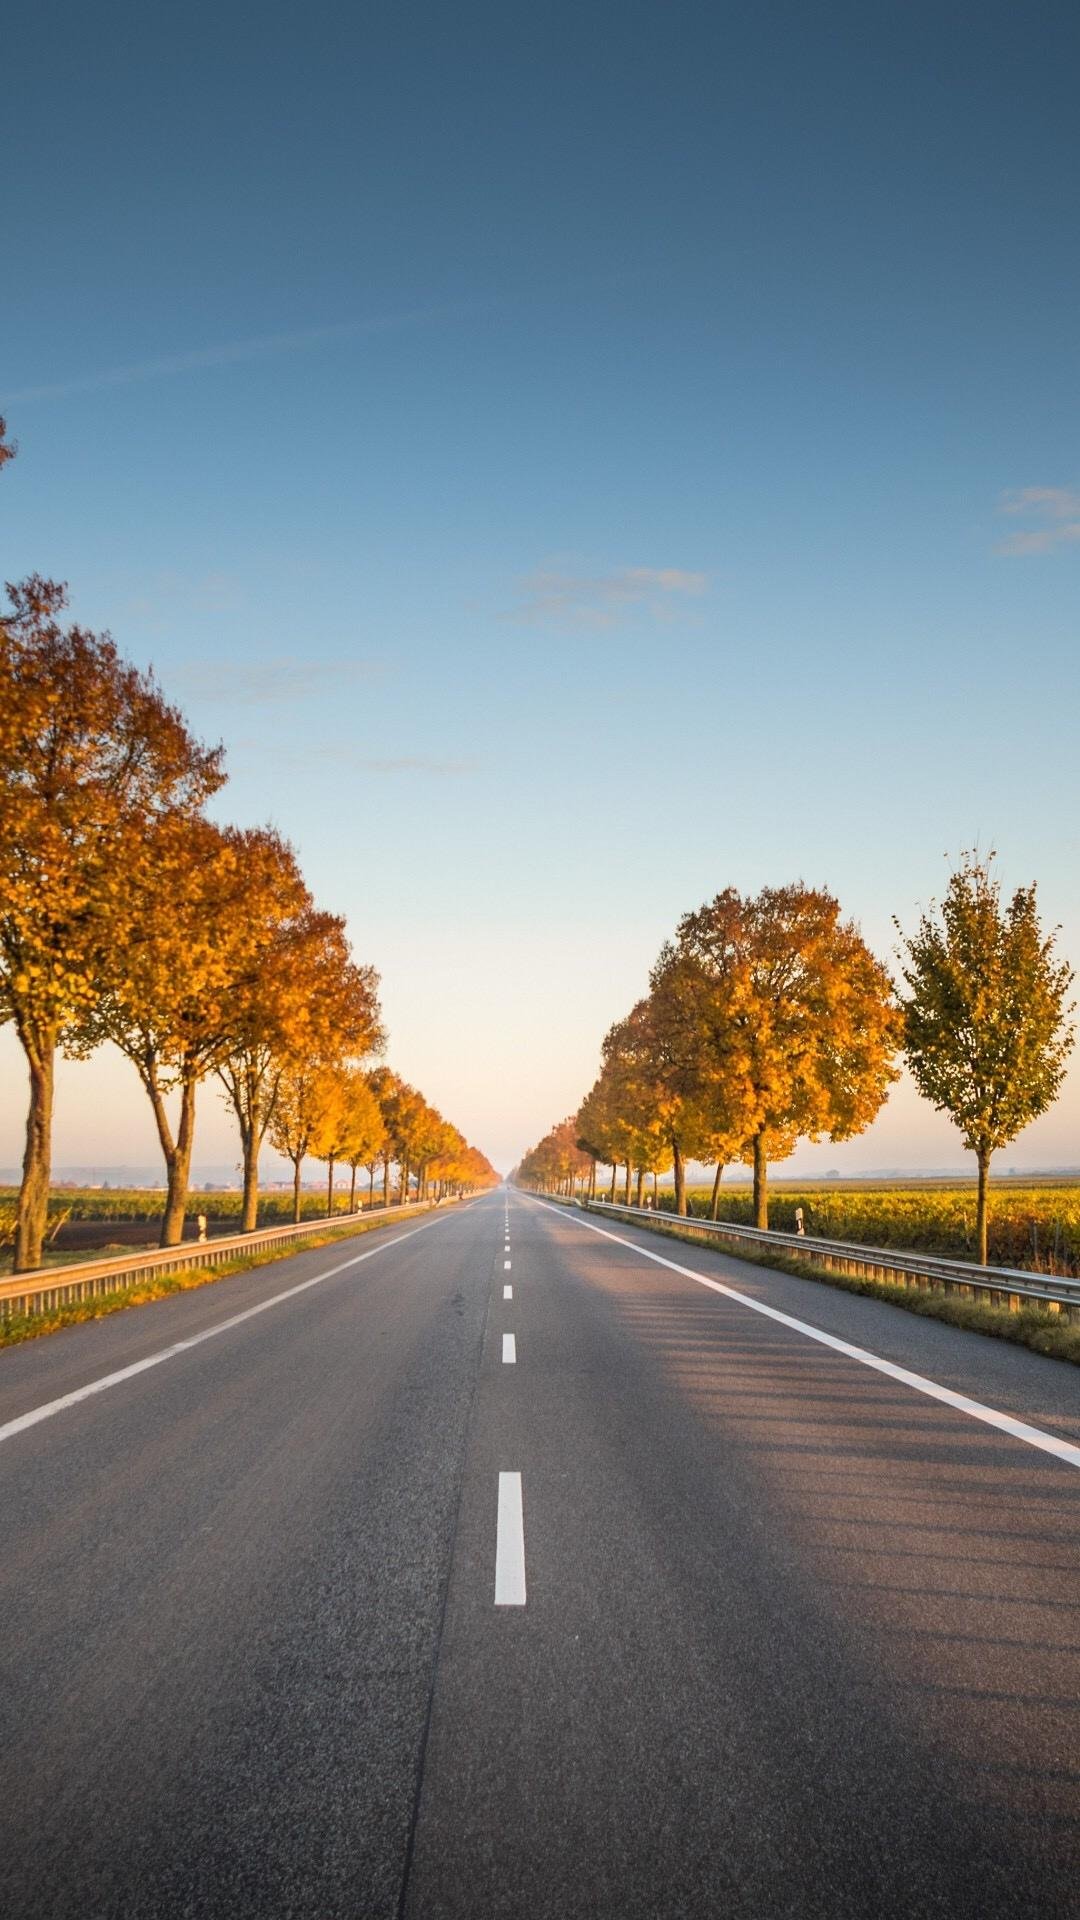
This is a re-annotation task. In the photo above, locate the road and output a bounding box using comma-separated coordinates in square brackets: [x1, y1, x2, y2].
[2, 1190, 1080, 1917]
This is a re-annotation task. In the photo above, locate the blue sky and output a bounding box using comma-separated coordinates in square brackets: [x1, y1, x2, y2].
[2, 0, 1078, 1176]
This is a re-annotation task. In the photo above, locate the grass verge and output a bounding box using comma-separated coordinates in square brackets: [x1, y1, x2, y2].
[0, 1213, 418, 1349]
[602, 1214, 1080, 1367]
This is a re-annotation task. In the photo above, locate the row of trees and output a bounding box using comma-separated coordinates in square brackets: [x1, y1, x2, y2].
[514, 863, 1074, 1265]
[268, 1061, 497, 1223]
[0, 419, 496, 1270]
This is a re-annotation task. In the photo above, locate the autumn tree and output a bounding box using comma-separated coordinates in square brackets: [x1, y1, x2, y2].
[366, 1067, 403, 1204]
[429, 1121, 467, 1198]
[81, 817, 305, 1245]
[656, 885, 900, 1228]
[342, 1074, 388, 1211]
[308, 1067, 355, 1215]
[216, 910, 382, 1230]
[896, 854, 1074, 1264]
[382, 1077, 427, 1204]
[312, 1066, 387, 1214]
[602, 999, 716, 1215]
[0, 578, 222, 1269]
[268, 1061, 343, 1223]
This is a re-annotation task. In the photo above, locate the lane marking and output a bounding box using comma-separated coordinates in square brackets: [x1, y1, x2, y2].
[495, 1471, 526, 1604]
[503, 1284, 513, 1299]
[527, 1199, 1080, 1475]
[502, 1333, 516, 1364]
[504, 1259, 512, 1271]
[0, 1212, 460, 1449]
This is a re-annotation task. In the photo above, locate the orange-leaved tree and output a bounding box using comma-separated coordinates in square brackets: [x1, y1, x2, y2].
[80, 817, 305, 1245]
[0, 576, 222, 1269]
[655, 884, 900, 1228]
[216, 910, 382, 1230]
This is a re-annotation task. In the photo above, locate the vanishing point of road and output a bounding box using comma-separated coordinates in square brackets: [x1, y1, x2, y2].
[2, 1191, 1079, 1917]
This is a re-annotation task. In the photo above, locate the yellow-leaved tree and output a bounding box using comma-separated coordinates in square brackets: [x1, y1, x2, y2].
[897, 853, 1074, 1264]
[268, 1062, 345, 1224]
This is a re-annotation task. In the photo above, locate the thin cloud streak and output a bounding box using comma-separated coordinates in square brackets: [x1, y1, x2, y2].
[353, 755, 479, 775]
[170, 656, 386, 708]
[996, 486, 1080, 555]
[276, 747, 480, 777]
[3, 301, 486, 406]
[509, 565, 708, 628]
[3, 269, 669, 408]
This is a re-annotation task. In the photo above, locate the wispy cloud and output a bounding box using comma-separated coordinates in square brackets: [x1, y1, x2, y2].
[996, 487, 1080, 555]
[274, 745, 479, 777]
[350, 755, 478, 775]
[509, 565, 708, 628]
[171, 656, 385, 707]
[2, 302, 481, 406]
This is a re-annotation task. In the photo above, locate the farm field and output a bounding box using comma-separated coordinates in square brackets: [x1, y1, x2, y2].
[0, 1185, 388, 1272]
[664, 1179, 1080, 1275]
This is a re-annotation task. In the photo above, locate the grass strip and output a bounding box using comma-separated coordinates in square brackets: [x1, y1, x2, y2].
[604, 1215, 1080, 1367]
[0, 1213, 416, 1348]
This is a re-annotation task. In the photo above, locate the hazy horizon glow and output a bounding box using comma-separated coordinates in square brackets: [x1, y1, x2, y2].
[2, 1, 1078, 1181]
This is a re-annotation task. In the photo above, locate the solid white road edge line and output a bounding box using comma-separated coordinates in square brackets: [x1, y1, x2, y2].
[503, 1284, 513, 1299]
[495, 1470, 526, 1604]
[502, 1332, 517, 1364]
[527, 1198, 1080, 1474]
[0, 1210, 463, 1448]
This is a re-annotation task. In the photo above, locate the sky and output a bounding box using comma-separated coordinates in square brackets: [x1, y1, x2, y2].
[2, 0, 1079, 1180]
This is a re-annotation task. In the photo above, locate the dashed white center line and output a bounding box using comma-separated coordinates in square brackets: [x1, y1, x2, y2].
[502, 1332, 516, 1364]
[504, 1259, 512, 1270]
[495, 1471, 526, 1605]
[503, 1284, 512, 1299]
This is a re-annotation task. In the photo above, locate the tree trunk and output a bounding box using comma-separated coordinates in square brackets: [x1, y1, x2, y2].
[13, 1036, 55, 1273]
[292, 1157, 303, 1223]
[161, 1071, 197, 1247]
[369, 1164, 376, 1205]
[709, 1161, 726, 1221]
[349, 1163, 358, 1212]
[635, 1168, 644, 1207]
[608, 1163, 617, 1202]
[399, 1160, 409, 1205]
[589, 1158, 596, 1200]
[753, 1131, 768, 1230]
[240, 1119, 259, 1233]
[673, 1141, 686, 1215]
[623, 1162, 632, 1204]
[326, 1153, 335, 1217]
[976, 1146, 991, 1266]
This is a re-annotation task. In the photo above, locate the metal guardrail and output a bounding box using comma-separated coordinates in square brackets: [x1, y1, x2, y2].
[0, 1198, 451, 1323]
[558, 1197, 1080, 1322]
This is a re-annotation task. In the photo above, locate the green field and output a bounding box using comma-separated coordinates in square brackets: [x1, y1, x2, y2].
[665, 1180, 1080, 1274]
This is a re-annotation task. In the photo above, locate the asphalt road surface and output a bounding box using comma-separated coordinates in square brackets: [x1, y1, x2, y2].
[2, 1190, 1080, 1918]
